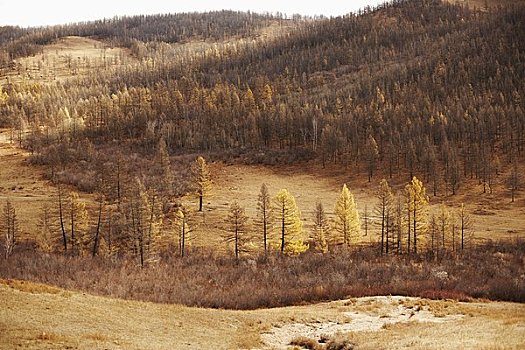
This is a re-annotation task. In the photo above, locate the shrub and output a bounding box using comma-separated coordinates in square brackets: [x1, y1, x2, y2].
[0, 241, 523, 309]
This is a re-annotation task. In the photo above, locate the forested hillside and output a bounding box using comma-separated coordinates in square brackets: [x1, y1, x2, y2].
[1, 0, 523, 201]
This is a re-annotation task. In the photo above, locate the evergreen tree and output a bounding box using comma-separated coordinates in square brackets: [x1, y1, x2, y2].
[175, 205, 194, 258]
[2, 199, 18, 259]
[404, 176, 429, 254]
[457, 203, 472, 251]
[37, 202, 56, 253]
[68, 192, 90, 257]
[437, 203, 451, 254]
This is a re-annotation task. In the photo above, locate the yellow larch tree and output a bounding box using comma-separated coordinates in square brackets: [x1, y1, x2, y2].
[272, 189, 307, 255]
[191, 156, 212, 212]
[404, 176, 429, 254]
[334, 184, 361, 247]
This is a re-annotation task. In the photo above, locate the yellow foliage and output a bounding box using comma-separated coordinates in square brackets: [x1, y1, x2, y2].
[284, 239, 309, 256]
[273, 189, 304, 254]
[333, 184, 361, 246]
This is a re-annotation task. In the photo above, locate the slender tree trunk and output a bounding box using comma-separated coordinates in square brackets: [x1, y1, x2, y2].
[107, 209, 112, 253]
[413, 198, 417, 255]
[235, 225, 239, 261]
[380, 206, 385, 255]
[263, 212, 267, 255]
[407, 206, 411, 255]
[70, 201, 75, 256]
[461, 219, 465, 251]
[58, 187, 67, 254]
[92, 199, 103, 257]
[181, 218, 186, 258]
[281, 205, 285, 253]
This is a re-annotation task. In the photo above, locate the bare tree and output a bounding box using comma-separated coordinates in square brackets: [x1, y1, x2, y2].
[224, 201, 249, 261]
[3, 199, 18, 259]
[255, 183, 271, 255]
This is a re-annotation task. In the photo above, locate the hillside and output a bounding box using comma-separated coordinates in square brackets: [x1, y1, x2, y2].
[1, 279, 524, 349]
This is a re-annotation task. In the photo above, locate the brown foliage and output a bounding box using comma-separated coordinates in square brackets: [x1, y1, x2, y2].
[1, 241, 524, 310]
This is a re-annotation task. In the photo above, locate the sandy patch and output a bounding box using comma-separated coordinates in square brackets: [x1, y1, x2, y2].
[261, 296, 464, 349]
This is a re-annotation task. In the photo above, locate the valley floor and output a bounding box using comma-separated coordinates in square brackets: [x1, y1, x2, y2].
[1, 279, 524, 350]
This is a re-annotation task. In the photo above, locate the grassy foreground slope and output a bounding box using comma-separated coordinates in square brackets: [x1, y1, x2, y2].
[1, 279, 524, 350]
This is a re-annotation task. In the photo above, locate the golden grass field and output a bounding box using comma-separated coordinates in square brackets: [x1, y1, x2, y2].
[1, 279, 524, 349]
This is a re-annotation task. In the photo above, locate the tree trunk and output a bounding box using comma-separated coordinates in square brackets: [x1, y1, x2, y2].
[92, 199, 103, 257]
[281, 205, 285, 253]
[58, 188, 67, 254]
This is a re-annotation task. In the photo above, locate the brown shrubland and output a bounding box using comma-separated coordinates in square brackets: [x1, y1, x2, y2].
[1, 240, 523, 310]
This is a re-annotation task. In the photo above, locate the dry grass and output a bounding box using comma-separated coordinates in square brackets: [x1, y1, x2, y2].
[207, 161, 525, 246]
[1, 280, 524, 350]
[1, 36, 134, 86]
[0, 278, 64, 295]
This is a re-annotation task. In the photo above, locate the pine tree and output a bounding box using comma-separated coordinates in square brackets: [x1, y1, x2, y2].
[507, 160, 520, 202]
[334, 184, 361, 247]
[92, 195, 105, 257]
[37, 202, 55, 253]
[158, 137, 174, 199]
[255, 183, 271, 255]
[437, 203, 451, 254]
[191, 156, 212, 212]
[130, 179, 162, 266]
[366, 134, 379, 182]
[429, 213, 438, 255]
[312, 200, 329, 253]
[272, 189, 306, 255]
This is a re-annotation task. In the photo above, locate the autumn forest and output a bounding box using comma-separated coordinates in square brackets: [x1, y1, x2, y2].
[0, 0, 524, 313]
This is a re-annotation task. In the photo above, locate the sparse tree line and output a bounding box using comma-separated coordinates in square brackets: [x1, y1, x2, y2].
[3, 155, 474, 265]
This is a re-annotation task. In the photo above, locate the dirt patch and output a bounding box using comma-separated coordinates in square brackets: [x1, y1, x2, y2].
[261, 296, 465, 349]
